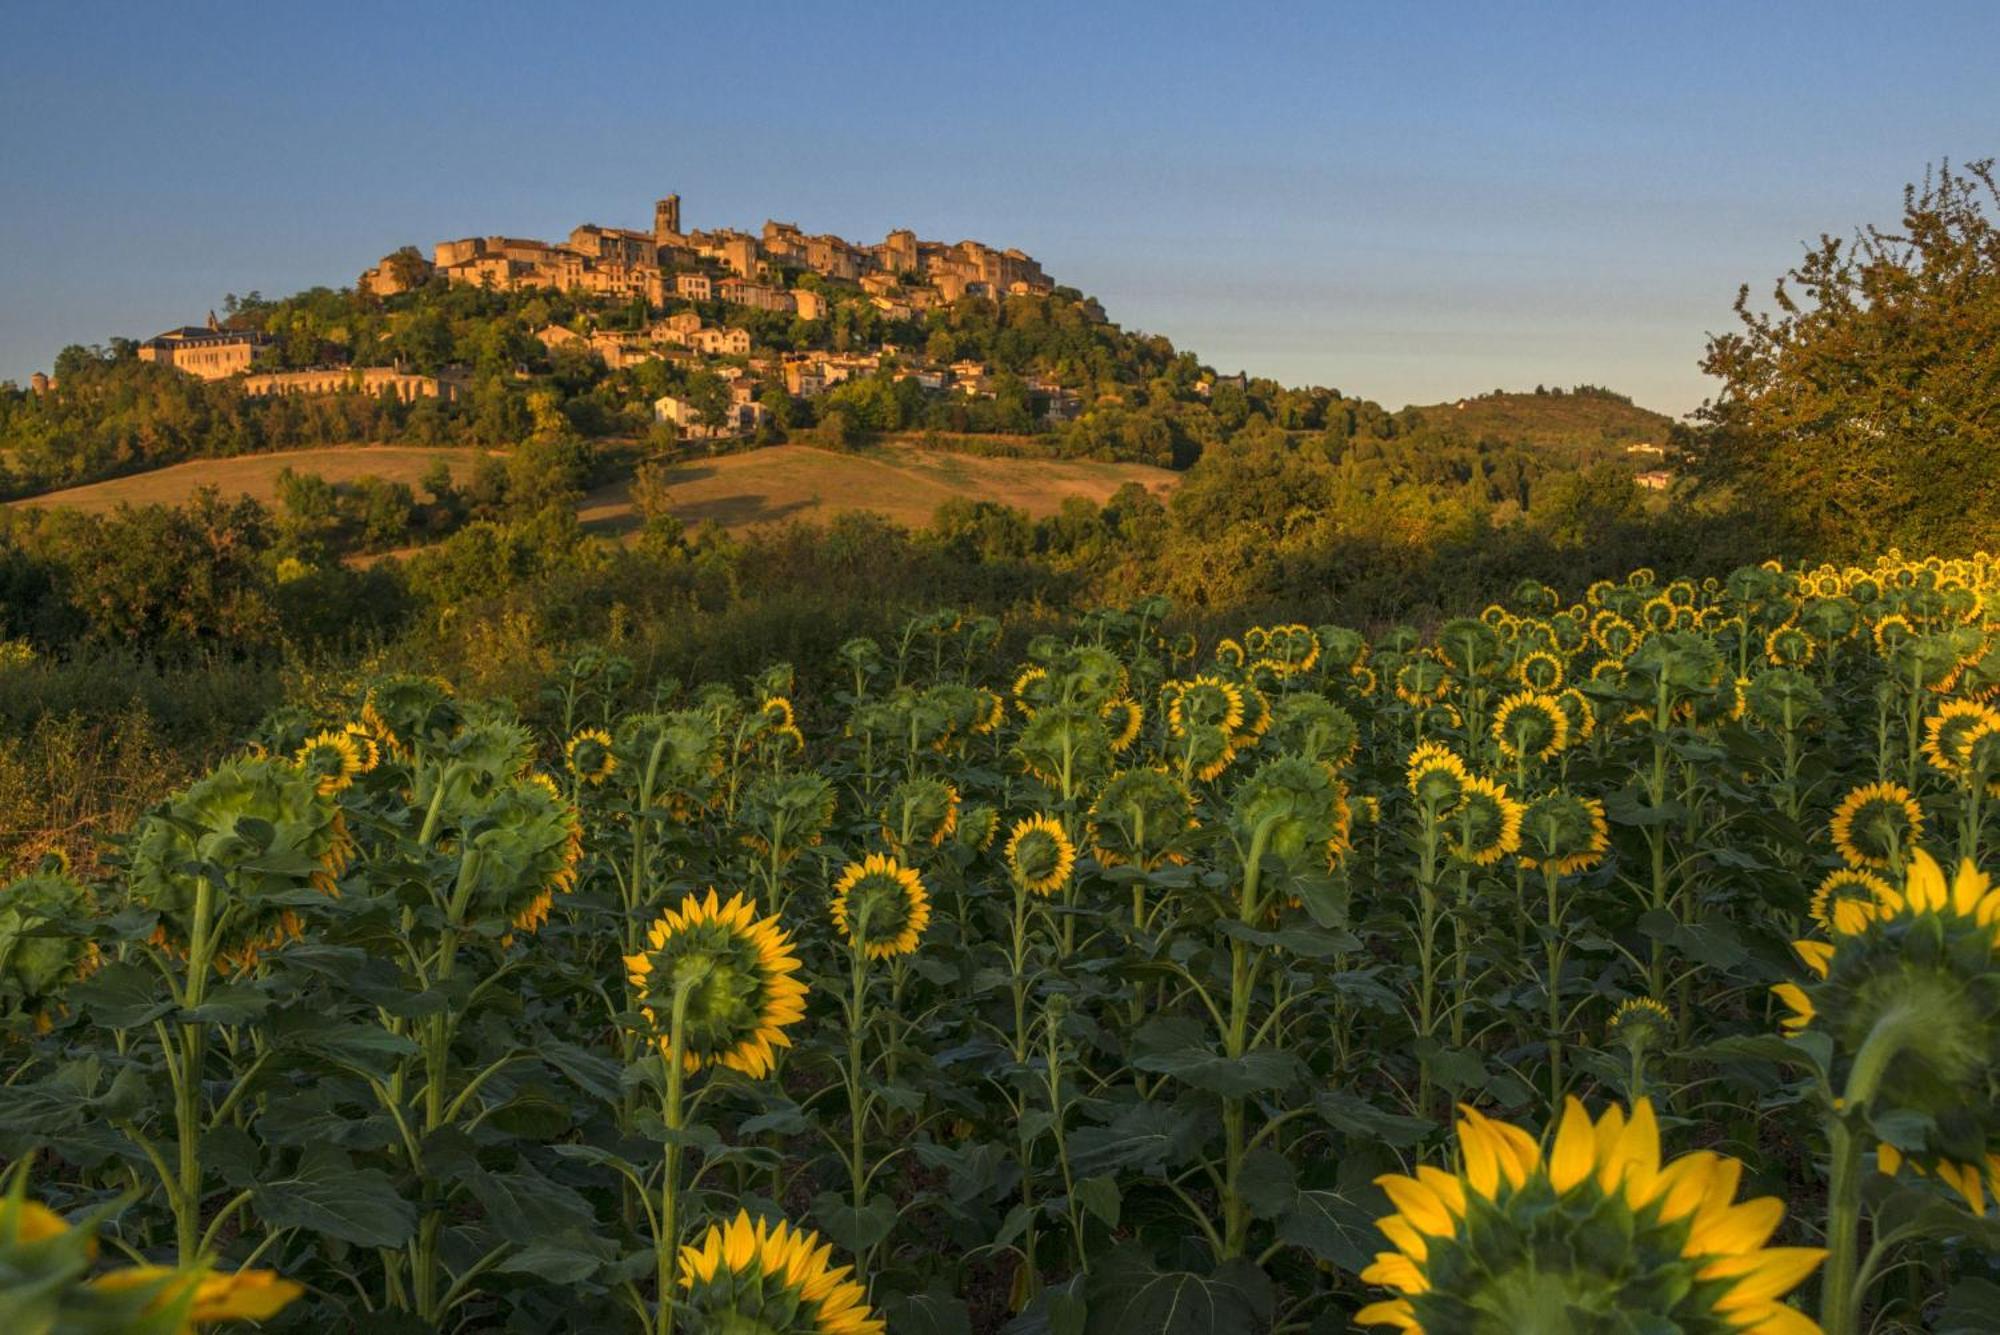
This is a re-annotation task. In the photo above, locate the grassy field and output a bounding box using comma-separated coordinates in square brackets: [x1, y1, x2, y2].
[577, 441, 1179, 536]
[9, 446, 496, 515]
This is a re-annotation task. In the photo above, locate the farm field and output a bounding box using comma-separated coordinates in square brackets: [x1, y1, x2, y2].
[577, 441, 1180, 537]
[8, 445, 498, 514]
[4, 552, 1998, 1332]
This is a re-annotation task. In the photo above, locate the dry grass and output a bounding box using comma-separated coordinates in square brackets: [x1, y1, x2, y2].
[10, 446, 498, 514]
[579, 442, 1179, 536]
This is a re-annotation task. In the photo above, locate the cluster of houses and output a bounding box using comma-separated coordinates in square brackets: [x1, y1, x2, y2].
[127, 194, 1092, 439]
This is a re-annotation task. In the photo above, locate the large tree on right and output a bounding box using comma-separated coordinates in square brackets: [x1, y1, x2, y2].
[1693, 160, 2000, 558]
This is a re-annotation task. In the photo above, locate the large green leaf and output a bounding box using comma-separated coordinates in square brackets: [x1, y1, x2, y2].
[251, 1146, 415, 1247]
[1084, 1250, 1273, 1335]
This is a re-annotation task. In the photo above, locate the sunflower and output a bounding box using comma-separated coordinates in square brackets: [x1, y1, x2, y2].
[1491, 692, 1569, 763]
[1168, 675, 1245, 737]
[294, 729, 364, 795]
[1005, 814, 1076, 897]
[829, 854, 931, 960]
[1872, 613, 1915, 655]
[1214, 637, 1247, 671]
[678, 1209, 884, 1334]
[130, 757, 346, 975]
[1088, 768, 1194, 871]
[1518, 790, 1610, 875]
[1357, 1097, 1823, 1333]
[565, 727, 618, 785]
[1771, 850, 2000, 1214]
[1011, 665, 1050, 718]
[882, 776, 959, 850]
[971, 688, 1007, 735]
[1406, 742, 1469, 809]
[1808, 868, 1894, 935]
[0, 871, 104, 1030]
[1444, 776, 1524, 868]
[1552, 686, 1596, 745]
[1591, 611, 1641, 661]
[1100, 697, 1144, 753]
[1609, 997, 1675, 1048]
[92, 1264, 306, 1330]
[625, 890, 808, 1078]
[1394, 658, 1451, 708]
[1921, 700, 2000, 775]
[1828, 781, 1923, 871]
[1765, 625, 1816, 669]
[1516, 649, 1565, 691]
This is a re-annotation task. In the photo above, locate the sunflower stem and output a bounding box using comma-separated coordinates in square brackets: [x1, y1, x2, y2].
[1821, 1000, 1923, 1335]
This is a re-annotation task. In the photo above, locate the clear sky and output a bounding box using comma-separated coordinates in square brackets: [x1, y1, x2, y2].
[3, 1, 1993, 416]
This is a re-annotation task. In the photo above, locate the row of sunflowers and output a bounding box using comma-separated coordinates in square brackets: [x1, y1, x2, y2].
[1, 552, 1998, 1332]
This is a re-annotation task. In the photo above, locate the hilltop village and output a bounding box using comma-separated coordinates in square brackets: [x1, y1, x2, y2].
[129, 194, 1099, 437]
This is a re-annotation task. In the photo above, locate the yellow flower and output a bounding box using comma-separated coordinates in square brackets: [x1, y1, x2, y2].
[1005, 814, 1075, 897]
[565, 727, 618, 785]
[1406, 742, 1469, 809]
[1828, 781, 1923, 870]
[1357, 1098, 1823, 1333]
[1807, 868, 1894, 935]
[1444, 776, 1524, 868]
[679, 1209, 884, 1333]
[829, 853, 930, 960]
[1921, 700, 2000, 775]
[93, 1264, 305, 1330]
[1491, 691, 1570, 763]
[624, 890, 808, 1079]
[1100, 696, 1144, 753]
[293, 729, 364, 795]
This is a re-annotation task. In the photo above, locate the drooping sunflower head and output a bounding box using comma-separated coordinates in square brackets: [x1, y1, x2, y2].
[359, 673, 459, 762]
[1230, 754, 1347, 864]
[1087, 768, 1195, 871]
[625, 890, 808, 1078]
[1922, 700, 2000, 777]
[1772, 850, 2000, 1212]
[294, 729, 366, 796]
[0, 872, 103, 1025]
[881, 776, 959, 850]
[1099, 697, 1143, 753]
[129, 756, 346, 974]
[952, 803, 1002, 856]
[1829, 781, 1924, 871]
[1517, 790, 1610, 876]
[1005, 814, 1076, 897]
[565, 727, 618, 786]
[829, 853, 930, 960]
[1357, 1097, 1822, 1333]
[739, 772, 838, 865]
[1011, 665, 1051, 718]
[1269, 694, 1359, 769]
[1214, 637, 1247, 671]
[1491, 692, 1569, 763]
[452, 773, 585, 937]
[1444, 776, 1524, 868]
[1014, 704, 1112, 788]
[1406, 742, 1469, 811]
[1591, 611, 1642, 662]
[1394, 657, 1452, 708]
[678, 1209, 884, 1334]
[1765, 625, 1816, 668]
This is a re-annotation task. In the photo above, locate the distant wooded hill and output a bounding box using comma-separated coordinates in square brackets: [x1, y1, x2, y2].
[1399, 386, 1674, 453]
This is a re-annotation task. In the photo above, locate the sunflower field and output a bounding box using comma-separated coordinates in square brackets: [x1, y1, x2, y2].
[5, 553, 2000, 1334]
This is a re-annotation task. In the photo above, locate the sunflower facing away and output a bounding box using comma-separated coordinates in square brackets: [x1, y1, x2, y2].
[1772, 849, 2000, 1213]
[294, 728, 366, 795]
[1828, 781, 1923, 871]
[1407, 742, 1470, 810]
[1492, 691, 1571, 763]
[625, 890, 809, 1078]
[1005, 814, 1076, 897]
[565, 727, 618, 785]
[678, 1209, 883, 1334]
[1444, 776, 1525, 868]
[1517, 790, 1611, 875]
[829, 853, 931, 960]
[1358, 1097, 1823, 1333]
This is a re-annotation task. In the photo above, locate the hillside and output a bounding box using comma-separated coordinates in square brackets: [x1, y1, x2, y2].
[1400, 387, 1675, 452]
[582, 443, 1177, 536]
[7, 445, 495, 515]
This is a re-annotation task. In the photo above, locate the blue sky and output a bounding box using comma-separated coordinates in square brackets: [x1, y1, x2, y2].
[3, 1, 1993, 415]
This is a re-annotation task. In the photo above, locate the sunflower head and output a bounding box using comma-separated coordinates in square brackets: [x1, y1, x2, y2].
[1099, 697, 1143, 753]
[1829, 781, 1923, 871]
[1005, 815, 1076, 897]
[678, 1209, 884, 1334]
[91, 1263, 306, 1329]
[625, 890, 808, 1079]
[739, 772, 838, 865]
[1444, 776, 1524, 868]
[1608, 997, 1675, 1053]
[1168, 675, 1245, 737]
[130, 756, 345, 974]
[1922, 701, 2000, 776]
[360, 673, 459, 761]
[1406, 742, 1469, 810]
[450, 774, 585, 937]
[881, 776, 959, 850]
[1491, 692, 1569, 763]
[1517, 790, 1610, 876]
[1230, 755, 1347, 864]
[0, 872, 102, 1023]
[294, 729, 365, 796]
[952, 803, 1002, 856]
[1269, 694, 1359, 768]
[830, 854, 930, 960]
[565, 727, 618, 786]
[1088, 768, 1195, 871]
[1394, 658, 1451, 708]
[1772, 849, 2000, 1212]
[1358, 1097, 1822, 1333]
[1516, 650, 1565, 691]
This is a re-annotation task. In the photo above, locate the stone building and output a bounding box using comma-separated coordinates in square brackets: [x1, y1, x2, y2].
[676, 273, 714, 301]
[717, 277, 793, 314]
[137, 313, 273, 379]
[240, 367, 462, 402]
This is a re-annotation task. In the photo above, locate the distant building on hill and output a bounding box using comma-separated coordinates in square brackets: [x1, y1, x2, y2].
[137, 313, 273, 380]
[240, 367, 463, 403]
